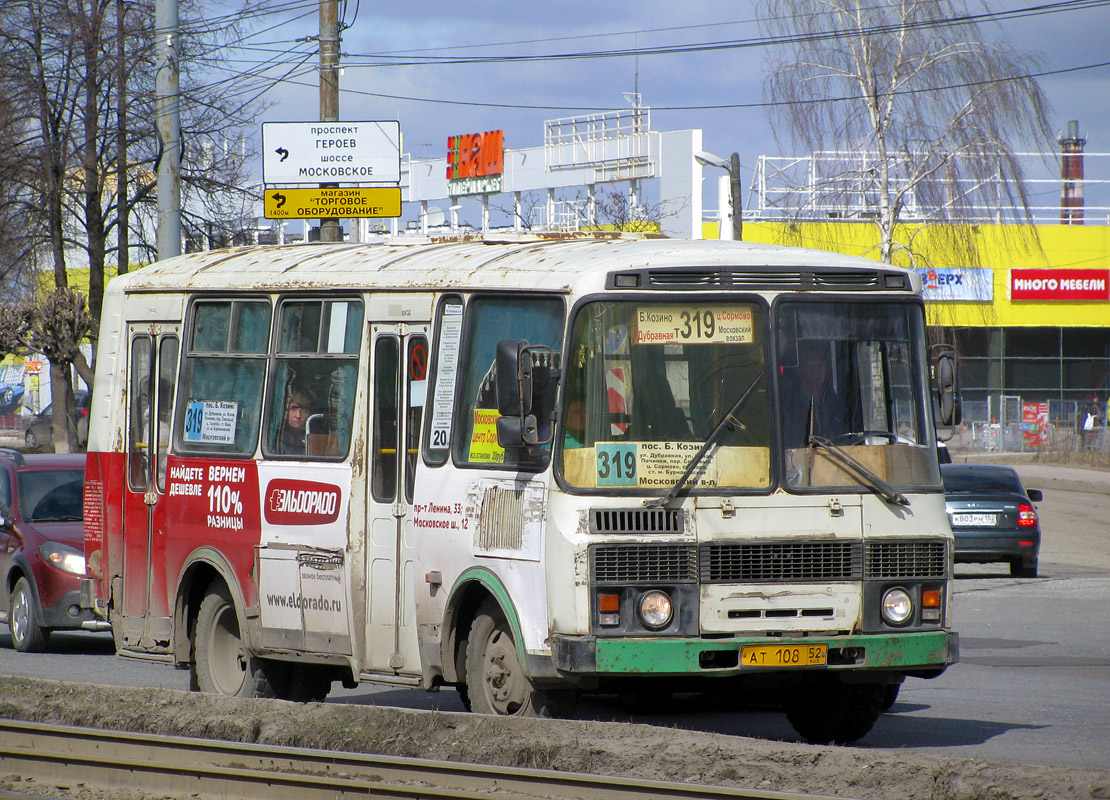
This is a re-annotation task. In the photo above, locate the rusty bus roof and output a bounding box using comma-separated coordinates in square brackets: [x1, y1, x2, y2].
[110, 236, 910, 295]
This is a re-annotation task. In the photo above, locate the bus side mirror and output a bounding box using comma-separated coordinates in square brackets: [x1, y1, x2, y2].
[933, 346, 962, 433]
[495, 339, 539, 447]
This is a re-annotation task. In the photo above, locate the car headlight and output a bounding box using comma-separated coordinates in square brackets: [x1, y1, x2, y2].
[40, 542, 86, 576]
[638, 590, 673, 630]
[881, 587, 914, 626]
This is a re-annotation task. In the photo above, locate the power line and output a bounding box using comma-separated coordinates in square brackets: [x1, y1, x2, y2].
[339, 0, 1110, 68]
[271, 59, 1110, 113]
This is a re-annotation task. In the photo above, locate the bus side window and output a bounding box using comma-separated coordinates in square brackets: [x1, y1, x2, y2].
[452, 295, 564, 469]
[175, 300, 271, 457]
[264, 298, 362, 460]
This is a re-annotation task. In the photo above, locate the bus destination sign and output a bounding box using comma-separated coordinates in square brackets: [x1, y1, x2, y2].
[264, 187, 402, 219]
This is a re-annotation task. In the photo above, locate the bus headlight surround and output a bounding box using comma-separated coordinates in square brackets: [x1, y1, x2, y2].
[881, 587, 914, 626]
[638, 590, 673, 630]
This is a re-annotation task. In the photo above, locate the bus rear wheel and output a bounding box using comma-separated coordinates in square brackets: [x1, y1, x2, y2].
[193, 585, 279, 698]
[784, 679, 885, 744]
[464, 600, 571, 718]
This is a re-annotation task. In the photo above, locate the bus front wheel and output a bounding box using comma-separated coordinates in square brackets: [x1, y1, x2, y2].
[784, 679, 885, 744]
[193, 585, 279, 698]
[464, 600, 571, 718]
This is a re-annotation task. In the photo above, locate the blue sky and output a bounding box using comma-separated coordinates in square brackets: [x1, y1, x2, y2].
[210, 0, 1110, 216]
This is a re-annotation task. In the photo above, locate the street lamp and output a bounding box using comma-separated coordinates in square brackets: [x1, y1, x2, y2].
[695, 150, 742, 241]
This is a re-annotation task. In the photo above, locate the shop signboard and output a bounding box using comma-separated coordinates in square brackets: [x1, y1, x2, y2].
[914, 267, 993, 302]
[1010, 269, 1110, 301]
[447, 130, 504, 196]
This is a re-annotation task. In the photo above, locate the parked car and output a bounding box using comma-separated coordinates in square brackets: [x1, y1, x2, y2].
[941, 463, 1043, 578]
[0, 384, 25, 416]
[0, 450, 104, 651]
[23, 390, 90, 450]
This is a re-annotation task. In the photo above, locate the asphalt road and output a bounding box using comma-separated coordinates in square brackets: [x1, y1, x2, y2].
[1, 461, 1107, 770]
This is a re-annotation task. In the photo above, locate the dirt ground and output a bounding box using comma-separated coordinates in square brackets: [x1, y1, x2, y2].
[0, 676, 1108, 800]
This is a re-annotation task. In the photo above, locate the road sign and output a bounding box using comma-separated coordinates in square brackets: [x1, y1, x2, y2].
[262, 121, 401, 185]
[264, 187, 402, 219]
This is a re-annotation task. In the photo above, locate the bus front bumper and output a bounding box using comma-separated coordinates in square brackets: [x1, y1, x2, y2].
[550, 630, 958, 678]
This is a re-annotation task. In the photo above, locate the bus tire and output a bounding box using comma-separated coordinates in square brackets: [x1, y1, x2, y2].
[10, 577, 50, 653]
[464, 600, 570, 718]
[193, 585, 279, 698]
[784, 679, 885, 744]
[280, 665, 333, 703]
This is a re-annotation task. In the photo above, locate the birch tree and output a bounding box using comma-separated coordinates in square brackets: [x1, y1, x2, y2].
[758, 0, 1054, 265]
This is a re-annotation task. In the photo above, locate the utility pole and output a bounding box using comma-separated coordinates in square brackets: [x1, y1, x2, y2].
[319, 0, 342, 243]
[729, 152, 743, 241]
[155, 0, 182, 260]
[116, 0, 130, 274]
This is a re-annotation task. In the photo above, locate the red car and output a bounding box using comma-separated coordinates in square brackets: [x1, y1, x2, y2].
[0, 450, 106, 651]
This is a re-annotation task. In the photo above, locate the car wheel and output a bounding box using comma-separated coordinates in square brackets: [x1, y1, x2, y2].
[1011, 558, 1038, 578]
[464, 599, 573, 718]
[192, 584, 280, 698]
[10, 577, 50, 653]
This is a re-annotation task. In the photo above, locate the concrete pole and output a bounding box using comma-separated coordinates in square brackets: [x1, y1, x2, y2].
[155, 0, 182, 260]
[729, 152, 743, 240]
[716, 175, 733, 240]
[319, 0, 342, 243]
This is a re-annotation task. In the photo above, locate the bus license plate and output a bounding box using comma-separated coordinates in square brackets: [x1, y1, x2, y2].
[741, 643, 828, 667]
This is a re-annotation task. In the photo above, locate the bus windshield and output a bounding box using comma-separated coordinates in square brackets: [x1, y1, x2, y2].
[777, 299, 939, 492]
[561, 300, 771, 491]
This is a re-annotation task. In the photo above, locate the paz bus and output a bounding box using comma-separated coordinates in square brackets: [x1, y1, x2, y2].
[81, 235, 959, 744]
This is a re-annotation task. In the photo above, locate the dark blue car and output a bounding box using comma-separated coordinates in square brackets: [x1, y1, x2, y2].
[941, 463, 1043, 578]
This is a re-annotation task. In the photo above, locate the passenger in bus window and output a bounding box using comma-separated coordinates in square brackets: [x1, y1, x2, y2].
[563, 396, 586, 449]
[781, 340, 850, 448]
[277, 384, 316, 455]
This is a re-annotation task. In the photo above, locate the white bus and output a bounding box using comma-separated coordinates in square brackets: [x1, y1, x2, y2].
[82, 235, 959, 744]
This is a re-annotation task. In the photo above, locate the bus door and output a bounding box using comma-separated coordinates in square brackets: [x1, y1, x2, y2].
[118, 325, 179, 650]
[364, 324, 429, 674]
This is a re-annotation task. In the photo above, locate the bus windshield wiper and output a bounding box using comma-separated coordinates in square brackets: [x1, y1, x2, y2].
[645, 374, 762, 509]
[806, 435, 909, 506]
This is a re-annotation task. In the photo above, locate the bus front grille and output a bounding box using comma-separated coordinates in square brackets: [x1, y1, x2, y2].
[700, 541, 863, 582]
[589, 540, 949, 584]
[590, 508, 683, 534]
[591, 544, 698, 584]
[865, 541, 949, 578]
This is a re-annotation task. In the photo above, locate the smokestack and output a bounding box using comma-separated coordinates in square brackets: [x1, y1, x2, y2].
[1059, 119, 1086, 225]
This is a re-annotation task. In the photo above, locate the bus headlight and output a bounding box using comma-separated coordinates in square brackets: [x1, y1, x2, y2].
[638, 590, 673, 630]
[881, 587, 914, 626]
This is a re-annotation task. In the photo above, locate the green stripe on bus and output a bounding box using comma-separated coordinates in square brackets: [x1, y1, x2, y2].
[593, 631, 954, 674]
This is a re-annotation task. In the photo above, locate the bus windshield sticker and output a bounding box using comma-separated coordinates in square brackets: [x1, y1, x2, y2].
[468, 409, 505, 463]
[183, 400, 238, 445]
[429, 303, 463, 449]
[636, 306, 753, 345]
[595, 441, 717, 489]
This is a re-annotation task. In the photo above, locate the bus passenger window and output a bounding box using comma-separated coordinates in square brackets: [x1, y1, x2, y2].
[263, 298, 362, 460]
[175, 299, 271, 457]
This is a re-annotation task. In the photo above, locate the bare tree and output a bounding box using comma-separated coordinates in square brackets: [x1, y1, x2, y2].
[758, 0, 1054, 264]
[0, 0, 263, 450]
[594, 189, 685, 235]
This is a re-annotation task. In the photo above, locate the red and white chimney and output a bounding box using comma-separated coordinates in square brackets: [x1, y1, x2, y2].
[1059, 120, 1086, 225]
